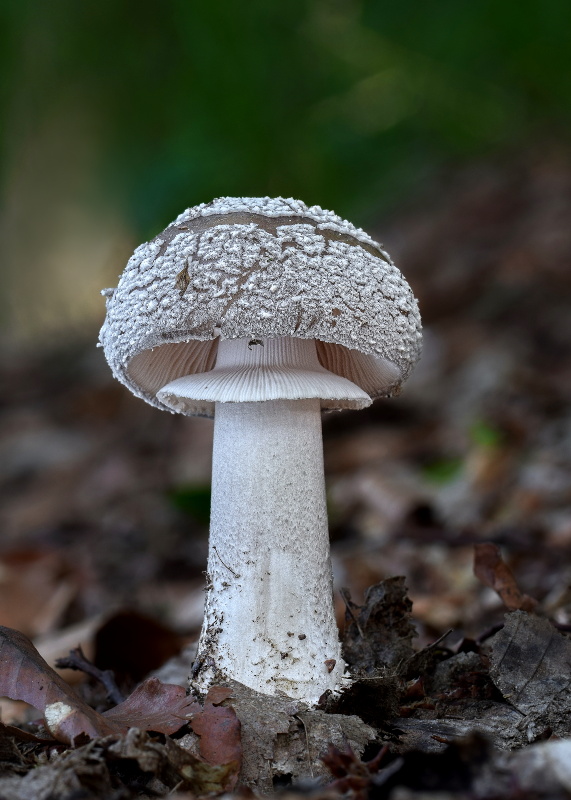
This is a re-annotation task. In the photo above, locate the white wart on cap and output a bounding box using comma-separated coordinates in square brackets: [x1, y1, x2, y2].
[99, 196, 422, 414]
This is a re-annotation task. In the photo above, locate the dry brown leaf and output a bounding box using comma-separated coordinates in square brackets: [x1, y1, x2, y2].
[490, 611, 571, 722]
[342, 577, 417, 673]
[473, 543, 537, 612]
[189, 685, 241, 789]
[0, 626, 197, 744]
[0, 625, 117, 742]
[103, 677, 198, 734]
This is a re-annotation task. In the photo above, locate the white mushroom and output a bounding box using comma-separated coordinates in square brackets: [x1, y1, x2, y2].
[100, 196, 422, 704]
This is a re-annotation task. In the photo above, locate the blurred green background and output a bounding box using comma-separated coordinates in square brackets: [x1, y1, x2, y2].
[1, 0, 570, 342]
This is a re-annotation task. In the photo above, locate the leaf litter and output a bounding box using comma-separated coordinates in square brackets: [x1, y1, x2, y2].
[0, 565, 555, 797]
[0, 625, 242, 796]
[2, 151, 571, 795]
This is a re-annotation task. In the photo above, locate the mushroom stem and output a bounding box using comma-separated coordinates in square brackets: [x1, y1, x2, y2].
[193, 340, 347, 701]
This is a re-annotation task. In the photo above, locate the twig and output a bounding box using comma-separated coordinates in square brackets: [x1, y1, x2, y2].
[213, 546, 240, 578]
[56, 646, 125, 705]
[426, 628, 454, 650]
[340, 588, 364, 638]
[294, 714, 313, 777]
[398, 629, 455, 674]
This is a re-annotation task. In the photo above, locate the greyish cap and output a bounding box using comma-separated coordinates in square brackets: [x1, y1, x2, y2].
[99, 196, 422, 414]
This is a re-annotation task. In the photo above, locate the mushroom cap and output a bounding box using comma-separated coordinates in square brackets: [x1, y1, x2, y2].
[99, 197, 422, 413]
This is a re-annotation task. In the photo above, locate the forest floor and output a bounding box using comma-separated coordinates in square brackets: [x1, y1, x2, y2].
[0, 148, 570, 797]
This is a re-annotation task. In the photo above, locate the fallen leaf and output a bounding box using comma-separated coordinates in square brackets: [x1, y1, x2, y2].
[490, 611, 571, 738]
[474, 543, 537, 611]
[189, 686, 241, 789]
[0, 625, 116, 742]
[0, 626, 197, 744]
[490, 611, 571, 716]
[342, 577, 417, 673]
[103, 676, 198, 734]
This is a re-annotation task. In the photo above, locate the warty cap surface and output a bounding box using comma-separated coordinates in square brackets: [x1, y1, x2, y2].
[99, 196, 422, 413]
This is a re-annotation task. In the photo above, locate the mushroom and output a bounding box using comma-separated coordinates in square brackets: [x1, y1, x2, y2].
[100, 196, 422, 703]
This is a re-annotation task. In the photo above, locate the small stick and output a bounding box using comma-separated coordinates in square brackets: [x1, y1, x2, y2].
[294, 714, 313, 777]
[340, 588, 364, 638]
[399, 629, 455, 672]
[426, 628, 454, 650]
[213, 546, 240, 578]
[56, 646, 124, 705]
